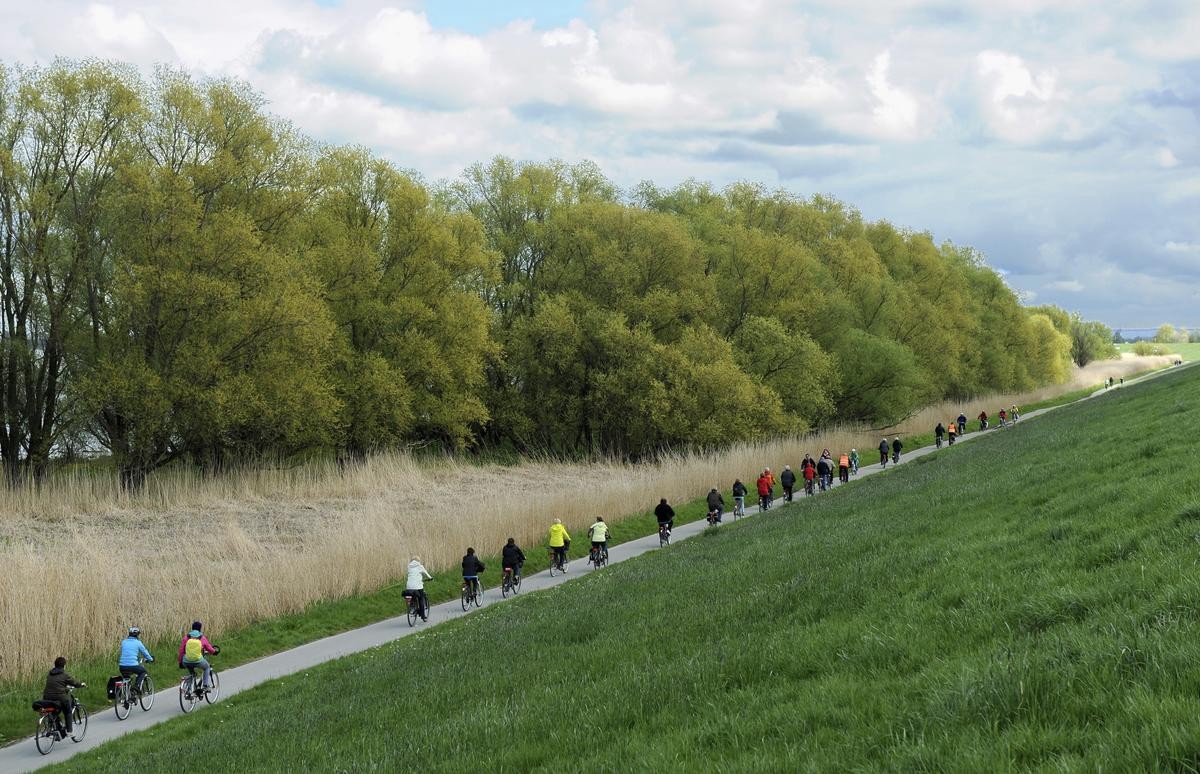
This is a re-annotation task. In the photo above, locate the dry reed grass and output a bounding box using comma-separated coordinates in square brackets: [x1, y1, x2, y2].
[0, 355, 1172, 680]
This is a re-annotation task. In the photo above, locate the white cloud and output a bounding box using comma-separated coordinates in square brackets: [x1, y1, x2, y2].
[0, 0, 1197, 323]
[1049, 279, 1085, 292]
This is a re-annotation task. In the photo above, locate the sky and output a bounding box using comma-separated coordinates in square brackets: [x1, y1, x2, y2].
[1, 0, 1197, 328]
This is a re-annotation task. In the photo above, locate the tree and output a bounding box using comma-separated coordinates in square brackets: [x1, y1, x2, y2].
[1155, 324, 1178, 344]
[1071, 316, 1118, 367]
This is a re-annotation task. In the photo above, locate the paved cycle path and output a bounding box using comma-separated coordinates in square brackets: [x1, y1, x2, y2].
[2, 362, 1188, 772]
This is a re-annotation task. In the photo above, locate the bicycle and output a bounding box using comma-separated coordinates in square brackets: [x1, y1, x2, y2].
[548, 547, 568, 576]
[179, 660, 220, 714]
[732, 497, 745, 519]
[588, 544, 608, 570]
[404, 591, 426, 627]
[33, 685, 87, 755]
[892, 451, 900, 464]
[936, 436, 943, 449]
[758, 494, 771, 512]
[658, 523, 671, 547]
[501, 566, 522, 598]
[706, 508, 722, 526]
[113, 659, 154, 720]
[460, 577, 483, 610]
[804, 478, 815, 496]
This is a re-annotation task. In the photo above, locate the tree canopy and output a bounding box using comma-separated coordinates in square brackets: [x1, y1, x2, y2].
[0, 61, 1103, 484]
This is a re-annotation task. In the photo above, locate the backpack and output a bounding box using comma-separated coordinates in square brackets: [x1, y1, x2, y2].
[184, 637, 204, 662]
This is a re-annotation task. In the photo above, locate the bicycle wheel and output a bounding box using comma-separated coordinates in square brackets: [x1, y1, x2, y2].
[461, 585, 470, 611]
[70, 703, 88, 742]
[501, 574, 511, 599]
[407, 599, 418, 627]
[204, 671, 220, 704]
[513, 574, 521, 593]
[472, 583, 483, 608]
[35, 714, 56, 755]
[139, 674, 155, 711]
[179, 677, 198, 713]
[114, 682, 130, 720]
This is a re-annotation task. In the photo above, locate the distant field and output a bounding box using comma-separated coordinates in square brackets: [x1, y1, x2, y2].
[54, 364, 1200, 771]
[1119, 342, 1200, 360]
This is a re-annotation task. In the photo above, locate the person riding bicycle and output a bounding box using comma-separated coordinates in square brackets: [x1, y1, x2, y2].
[405, 555, 433, 621]
[179, 623, 219, 692]
[849, 448, 859, 474]
[947, 421, 958, 445]
[548, 519, 571, 571]
[838, 451, 850, 483]
[815, 453, 833, 491]
[706, 488, 725, 522]
[878, 438, 890, 466]
[41, 656, 83, 739]
[502, 538, 526, 583]
[978, 410, 988, 430]
[802, 458, 817, 493]
[957, 413, 968, 434]
[935, 422, 945, 447]
[655, 498, 676, 533]
[891, 436, 903, 463]
[780, 466, 796, 501]
[588, 517, 610, 560]
[118, 627, 153, 696]
[756, 470, 772, 509]
[461, 547, 485, 595]
[730, 482, 747, 516]
[1011, 404, 1020, 422]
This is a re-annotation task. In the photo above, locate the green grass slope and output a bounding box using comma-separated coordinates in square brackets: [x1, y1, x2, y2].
[54, 366, 1200, 772]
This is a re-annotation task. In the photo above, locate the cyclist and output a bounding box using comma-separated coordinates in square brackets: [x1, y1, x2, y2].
[41, 656, 84, 739]
[849, 448, 859, 475]
[878, 438, 890, 467]
[588, 516, 610, 561]
[802, 456, 817, 494]
[947, 421, 957, 445]
[706, 487, 725, 522]
[935, 422, 945, 448]
[461, 547, 485, 597]
[118, 627, 153, 696]
[655, 498, 676, 534]
[998, 407, 1008, 427]
[405, 555, 432, 620]
[978, 410, 988, 430]
[816, 452, 833, 491]
[730, 481, 747, 516]
[548, 518, 571, 571]
[756, 470, 772, 510]
[178, 623, 219, 692]
[502, 537, 525, 585]
[838, 451, 850, 483]
[780, 465, 796, 501]
[891, 436, 903, 463]
[1011, 404, 1020, 422]
[957, 412, 968, 434]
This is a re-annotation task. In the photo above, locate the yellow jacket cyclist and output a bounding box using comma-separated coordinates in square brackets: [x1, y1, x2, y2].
[548, 519, 571, 570]
[588, 517, 610, 560]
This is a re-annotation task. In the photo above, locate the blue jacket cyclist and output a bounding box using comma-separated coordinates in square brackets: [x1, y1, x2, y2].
[119, 627, 154, 694]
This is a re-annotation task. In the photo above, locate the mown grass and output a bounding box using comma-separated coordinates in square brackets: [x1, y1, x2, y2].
[47, 364, 1200, 771]
[0, 497, 715, 748]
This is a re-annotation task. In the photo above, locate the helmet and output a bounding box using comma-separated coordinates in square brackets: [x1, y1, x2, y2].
[128, 626, 141, 637]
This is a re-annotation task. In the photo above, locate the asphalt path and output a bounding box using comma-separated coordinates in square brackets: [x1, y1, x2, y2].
[1, 363, 1186, 772]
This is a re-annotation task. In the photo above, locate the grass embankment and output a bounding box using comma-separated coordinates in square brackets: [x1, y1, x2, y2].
[51, 364, 1200, 771]
[0, 497, 715, 748]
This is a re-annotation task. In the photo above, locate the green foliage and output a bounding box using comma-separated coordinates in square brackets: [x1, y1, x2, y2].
[1070, 314, 1119, 367]
[50, 366, 1200, 771]
[0, 63, 1118, 480]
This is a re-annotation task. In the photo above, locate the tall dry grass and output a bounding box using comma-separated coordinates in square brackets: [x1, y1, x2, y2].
[0, 355, 1173, 680]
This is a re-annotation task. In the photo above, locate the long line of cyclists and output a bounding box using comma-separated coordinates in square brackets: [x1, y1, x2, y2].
[30, 401, 1023, 756]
